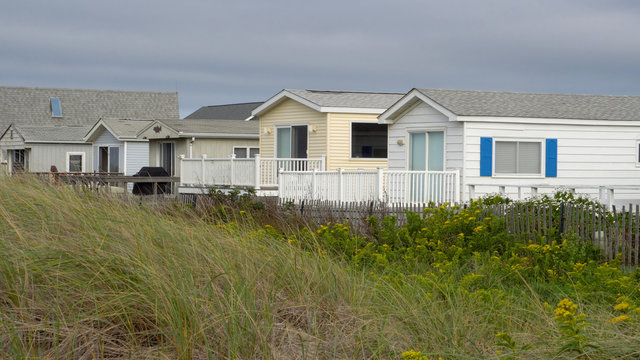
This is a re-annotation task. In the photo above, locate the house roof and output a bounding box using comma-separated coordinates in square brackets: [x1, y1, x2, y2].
[0, 124, 92, 143]
[84, 118, 154, 142]
[18, 125, 92, 143]
[0, 86, 179, 130]
[185, 102, 263, 120]
[382, 88, 640, 122]
[251, 89, 404, 117]
[158, 119, 258, 137]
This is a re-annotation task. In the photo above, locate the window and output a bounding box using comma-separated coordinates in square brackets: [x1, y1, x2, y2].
[50, 97, 63, 117]
[233, 146, 260, 158]
[66, 152, 84, 172]
[276, 125, 307, 158]
[11, 149, 28, 172]
[351, 123, 387, 158]
[98, 146, 120, 173]
[637, 142, 640, 164]
[495, 140, 542, 175]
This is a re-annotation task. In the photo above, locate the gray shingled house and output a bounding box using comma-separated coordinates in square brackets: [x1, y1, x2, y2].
[0, 86, 179, 174]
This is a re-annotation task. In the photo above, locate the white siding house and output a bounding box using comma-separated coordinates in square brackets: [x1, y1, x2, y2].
[84, 119, 153, 176]
[380, 88, 640, 206]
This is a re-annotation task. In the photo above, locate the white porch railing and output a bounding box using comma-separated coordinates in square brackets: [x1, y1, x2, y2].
[279, 169, 460, 205]
[179, 155, 326, 189]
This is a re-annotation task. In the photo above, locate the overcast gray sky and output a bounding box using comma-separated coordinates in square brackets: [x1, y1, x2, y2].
[3, 0, 640, 117]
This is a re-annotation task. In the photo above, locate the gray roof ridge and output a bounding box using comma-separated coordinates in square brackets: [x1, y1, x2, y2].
[200, 101, 264, 108]
[417, 88, 640, 98]
[296, 89, 405, 95]
[0, 85, 177, 94]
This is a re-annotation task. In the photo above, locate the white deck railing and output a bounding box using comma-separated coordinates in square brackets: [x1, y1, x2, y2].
[179, 155, 326, 189]
[279, 169, 460, 205]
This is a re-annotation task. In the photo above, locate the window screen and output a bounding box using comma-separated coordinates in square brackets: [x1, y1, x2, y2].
[109, 147, 119, 173]
[495, 141, 541, 174]
[234, 147, 248, 158]
[68, 154, 83, 172]
[249, 148, 260, 158]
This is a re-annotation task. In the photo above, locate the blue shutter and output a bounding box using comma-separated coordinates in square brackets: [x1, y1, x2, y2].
[480, 137, 492, 176]
[545, 138, 557, 177]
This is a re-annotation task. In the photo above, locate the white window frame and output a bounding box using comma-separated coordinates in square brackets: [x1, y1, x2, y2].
[493, 138, 545, 178]
[66, 152, 85, 173]
[233, 146, 260, 158]
[275, 124, 309, 158]
[350, 121, 389, 160]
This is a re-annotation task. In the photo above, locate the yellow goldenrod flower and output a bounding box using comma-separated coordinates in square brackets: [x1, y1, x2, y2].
[610, 314, 631, 323]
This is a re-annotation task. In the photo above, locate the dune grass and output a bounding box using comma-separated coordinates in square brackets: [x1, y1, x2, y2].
[0, 176, 639, 359]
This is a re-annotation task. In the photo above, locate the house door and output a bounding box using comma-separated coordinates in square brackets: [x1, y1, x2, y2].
[276, 125, 308, 158]
[409, 132, 444, 202]
[98, 146, 120, 173]
[160, 142, 175, 176]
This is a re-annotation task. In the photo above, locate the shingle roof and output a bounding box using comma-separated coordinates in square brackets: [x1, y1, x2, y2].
[16, 126, 92, 142]
[288, 89, 404, 109]
[185, 102, 263, 120]
[0, 86, 179, 130]
[160, 119, 258, 136]
[100, 118, 154, 138]
[416, 88, 640, 120]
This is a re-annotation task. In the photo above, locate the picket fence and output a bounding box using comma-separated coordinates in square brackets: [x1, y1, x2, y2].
[284, 200, 640, 269]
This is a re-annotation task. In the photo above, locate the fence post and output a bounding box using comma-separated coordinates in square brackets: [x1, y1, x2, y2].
[179, 154, 185, 186]
[454, 169, 460, 203]
[320, 154, 326, 170]
[338, 168, 344, 203]
[558, 202, 565, 241]
[312, 168, 317, 200]
[254, 154, 261, 189]
[229, 153, 235, 187]
[278, 167, 283, 200]
[608, 188, 615, 210]
[201, 154, 207, 186]
[376, 167, 384, 202]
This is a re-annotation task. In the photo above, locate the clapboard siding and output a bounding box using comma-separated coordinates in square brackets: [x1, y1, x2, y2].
[29, 144, 92, 172]
[464, 121, 640, 202]
[259, 99, 327, 159]
[124, 141, 149, 176]
[387, 102, 464, 171]
[326, 113, 387, 170]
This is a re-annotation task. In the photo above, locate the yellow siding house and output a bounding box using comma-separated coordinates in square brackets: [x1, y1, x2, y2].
[251, 89, 403, 170]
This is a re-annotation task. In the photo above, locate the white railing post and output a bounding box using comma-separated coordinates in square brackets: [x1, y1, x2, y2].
[201, 154, 207, 186]
[376, 168, 384, 202]
[608, 187, 615, 210]
[320, 155, 326, 170]
[277, 168, 283, 198]
[338, 168, 344, 202]
[179, 154, 185, 186]
[454, 169, 460, 204]
[499, 186, 506, 196]
[229, 153, 235, 187]
[517, 186, 522, 200]
[312, 168, 317, 200]
[468, 184, 475, 200]
[531, 186, 538, 197]
[254, 154, 261, 189]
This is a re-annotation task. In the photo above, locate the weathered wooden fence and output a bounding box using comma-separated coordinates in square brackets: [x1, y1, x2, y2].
[283, 200, 640, 268]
